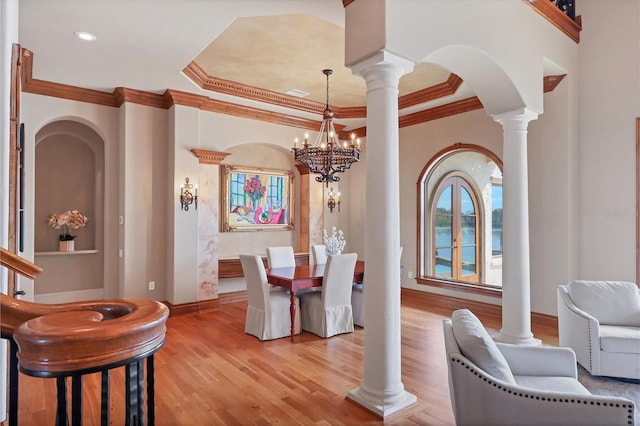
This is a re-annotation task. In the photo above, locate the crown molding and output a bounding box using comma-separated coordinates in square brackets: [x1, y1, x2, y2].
[543, 74, 566, 93]
[398, 74, 463, 110]
[191, 149, 230, 165]
[184, 60, 458, 119]
[113, 87, 167, 109]
[342, 0, 355, 6]
[183, 61, 332, 116]
[19, 49, 565, 141]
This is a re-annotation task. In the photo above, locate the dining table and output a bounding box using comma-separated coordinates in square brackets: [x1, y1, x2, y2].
[266, 259, 364, 341]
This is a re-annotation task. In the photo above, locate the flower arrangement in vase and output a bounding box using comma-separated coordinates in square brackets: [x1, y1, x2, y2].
[244, 176, 266, 212]
[323, 226, 346, 256]
[48, 210, 88, 251]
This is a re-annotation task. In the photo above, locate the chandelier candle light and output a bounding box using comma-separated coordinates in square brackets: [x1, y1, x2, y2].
[292, 69, 361, 186]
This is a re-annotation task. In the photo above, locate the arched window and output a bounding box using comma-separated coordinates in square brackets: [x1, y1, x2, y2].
[418, 144, 502, 296]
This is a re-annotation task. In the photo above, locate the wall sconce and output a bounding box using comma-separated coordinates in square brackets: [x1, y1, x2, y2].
[180, 177, 198, 211]
[327, 187, 340, 213]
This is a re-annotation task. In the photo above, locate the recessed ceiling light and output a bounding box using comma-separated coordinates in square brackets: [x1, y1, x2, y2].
[286, 89, 309, 98]
[74, 31, 97, 41]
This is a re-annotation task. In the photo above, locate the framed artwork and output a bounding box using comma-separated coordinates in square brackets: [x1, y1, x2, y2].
[220, 165, 295, 232]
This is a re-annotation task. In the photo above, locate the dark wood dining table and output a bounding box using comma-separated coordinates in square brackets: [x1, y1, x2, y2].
[266, 260, 364, 341]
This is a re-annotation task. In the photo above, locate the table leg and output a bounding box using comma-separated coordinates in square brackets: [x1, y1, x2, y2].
[289, 290, 296, 342]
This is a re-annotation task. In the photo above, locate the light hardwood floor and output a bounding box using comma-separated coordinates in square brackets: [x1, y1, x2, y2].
[15, 291, 559, 425]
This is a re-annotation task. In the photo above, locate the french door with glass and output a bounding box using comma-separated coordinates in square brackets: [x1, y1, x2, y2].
[432, 176, 480, 283]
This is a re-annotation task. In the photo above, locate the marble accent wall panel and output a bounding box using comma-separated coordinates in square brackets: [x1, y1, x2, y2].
[198, 164, 219, 300]
[309, 180, 325, 246]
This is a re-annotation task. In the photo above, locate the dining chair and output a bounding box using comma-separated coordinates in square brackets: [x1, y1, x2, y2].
[266, 246, 295, 268]
[240, 254, 301, 340]
[352, 246, 402, 327]
[300, 253, 357, 338]
[311, 244, 327, 265]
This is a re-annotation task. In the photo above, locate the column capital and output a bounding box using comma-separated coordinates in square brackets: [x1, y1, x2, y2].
[492, 107, 539, 129]
[349, 50, 414, 85]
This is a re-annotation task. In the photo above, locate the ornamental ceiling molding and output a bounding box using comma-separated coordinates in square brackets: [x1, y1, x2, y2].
[182, 61, 461, 119]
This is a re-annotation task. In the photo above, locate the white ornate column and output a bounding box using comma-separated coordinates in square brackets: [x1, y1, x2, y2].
[191, 149, 230, 302]
[347, 51, 417, 417]
[492, 108, 541, 345]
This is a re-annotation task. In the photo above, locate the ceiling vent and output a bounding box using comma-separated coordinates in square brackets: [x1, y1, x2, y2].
[285, 89, 309, 98]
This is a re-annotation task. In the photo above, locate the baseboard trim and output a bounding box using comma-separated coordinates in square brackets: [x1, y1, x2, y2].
[400, 288, 558, 330]
[219, 290, 248, 304]
[164, 299, 220, 316]
[163, 288, 558, 330]
[34, 288, 104, 304]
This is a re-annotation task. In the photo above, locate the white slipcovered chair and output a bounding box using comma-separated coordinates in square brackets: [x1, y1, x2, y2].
[266, 246, 296, 268]
[444, 309, 635, 426]
[240, 254, 301, 340]
[311, 244, 327, 265]
[557, 280, 640, 379]
[300, 253, 356, 338]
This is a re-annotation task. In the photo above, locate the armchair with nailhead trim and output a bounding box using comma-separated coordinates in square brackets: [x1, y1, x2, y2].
[444, 309, 635, 426]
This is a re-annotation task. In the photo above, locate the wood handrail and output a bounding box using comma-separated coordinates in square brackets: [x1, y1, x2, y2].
[2, 294, 169, 375]
[0, 247, 43, 279]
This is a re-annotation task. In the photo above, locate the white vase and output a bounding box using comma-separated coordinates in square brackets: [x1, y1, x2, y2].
[59, 240, 75, 252]
[325, 248, 341, 256]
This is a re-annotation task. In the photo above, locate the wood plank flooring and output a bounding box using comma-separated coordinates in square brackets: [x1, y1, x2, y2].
[14, 292, 558, 425]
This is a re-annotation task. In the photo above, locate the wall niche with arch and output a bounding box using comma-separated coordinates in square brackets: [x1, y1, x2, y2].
[34, 120, 105, 298]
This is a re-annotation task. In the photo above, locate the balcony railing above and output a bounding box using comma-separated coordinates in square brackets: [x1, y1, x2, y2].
[525, 0, 582, 43]
[552, 0, 575, 21]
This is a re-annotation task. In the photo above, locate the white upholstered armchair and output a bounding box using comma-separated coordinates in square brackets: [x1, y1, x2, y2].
[557, 280, 640, 379]
[444, 309, 634, 426]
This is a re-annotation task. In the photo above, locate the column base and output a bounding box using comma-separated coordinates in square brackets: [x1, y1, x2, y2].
[494, 331, 542, 346]
[347, 387, 417, 418]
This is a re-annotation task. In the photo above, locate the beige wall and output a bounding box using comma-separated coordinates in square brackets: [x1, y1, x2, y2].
[577, 0, 639, 281]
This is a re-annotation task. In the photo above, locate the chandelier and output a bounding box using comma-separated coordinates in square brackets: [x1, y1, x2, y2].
[292, 69, 360, 186]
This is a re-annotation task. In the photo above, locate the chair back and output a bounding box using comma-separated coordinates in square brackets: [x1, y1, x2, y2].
[240, 254, 270, 310]
[311, 244, 327, 265]
[266, 246, 295, 268]
[322, 253, 357, 308]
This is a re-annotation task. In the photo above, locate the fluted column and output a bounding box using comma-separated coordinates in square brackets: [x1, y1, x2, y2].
[347, 51, 416, 417]
[492, 108, 541, 345]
